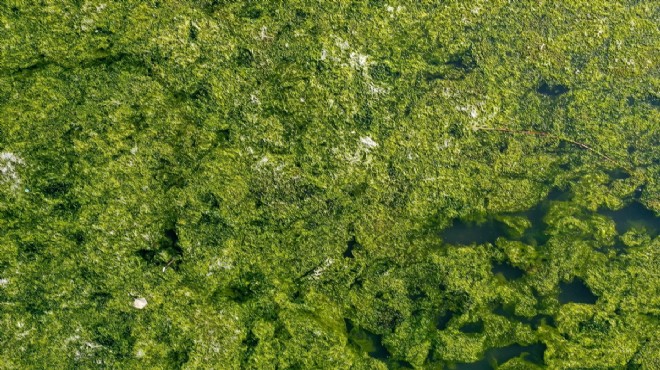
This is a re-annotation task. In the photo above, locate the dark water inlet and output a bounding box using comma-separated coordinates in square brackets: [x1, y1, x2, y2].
[345, 319, 415, 368]
[436, 310, 455, 330]
[440, 189, 567, 246]
[442, 196, 659, 254]
[559, 278, 597, 304]
[344, 236, 360, 258]
[453, 343, 546, 369]
[459, 320, 484, 334]
[599, 202, 659, 237]
[441, 219, 509, 245]
[492, 261, 525, 280]
[493, 304, 556, 329]
[345, 319, 388, 360]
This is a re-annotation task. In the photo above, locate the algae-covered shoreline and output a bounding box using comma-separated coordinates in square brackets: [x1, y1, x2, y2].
[1, 1, 658, 369]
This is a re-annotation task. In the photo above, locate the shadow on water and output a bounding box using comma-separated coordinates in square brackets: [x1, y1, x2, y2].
[599, 202, 659, 237]
[559, 278, 597, 304]
[453, 343, 546, 370]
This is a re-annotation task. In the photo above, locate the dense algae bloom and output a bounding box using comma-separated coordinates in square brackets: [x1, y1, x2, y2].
[0, 1, 658, 369]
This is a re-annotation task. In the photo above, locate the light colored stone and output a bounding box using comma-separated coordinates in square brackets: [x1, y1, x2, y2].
[132, 297, 148, 309]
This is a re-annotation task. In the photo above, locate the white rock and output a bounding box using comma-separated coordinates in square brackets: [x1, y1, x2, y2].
[132, 297, 148, 309]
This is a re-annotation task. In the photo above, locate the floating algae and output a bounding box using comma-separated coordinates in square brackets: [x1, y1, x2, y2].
[0, 1, 658, 369]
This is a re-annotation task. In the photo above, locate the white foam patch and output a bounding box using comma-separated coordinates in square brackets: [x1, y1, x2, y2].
[349, 52, 369, 69]
[0, 152, 24, 190]
[360, 136, 379, 148]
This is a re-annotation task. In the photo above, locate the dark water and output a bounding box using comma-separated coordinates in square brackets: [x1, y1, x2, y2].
[459, 320, 484, 334]
[344, 236, 360, 258]
[492, 261, 525, 280]
[441, 218, 509, 245]
[559, 278, 597, 304]
[493, 304, 556, 329]
[436, 310, 456, 330]
[599, 202, 659, 237]
[537, 81, 569, 97]
[441, 194, 658, 251]
[430, 197, 657, 368]
[345, 319, 414, 368]
[598, 237, 631, 255]
[453, 343, 546, 369]
[440, 188, 568, 246]
[597, 201, 659, 255]
[345, 319, 389, 359]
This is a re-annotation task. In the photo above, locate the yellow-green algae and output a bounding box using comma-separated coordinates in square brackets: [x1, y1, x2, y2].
[0, 1, 658, 369]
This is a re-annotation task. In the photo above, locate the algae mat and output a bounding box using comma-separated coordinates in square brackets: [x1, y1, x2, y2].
[0, 1, 659, 369]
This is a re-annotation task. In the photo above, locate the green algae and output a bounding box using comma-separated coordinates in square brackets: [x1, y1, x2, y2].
[0, 1, 659, 369]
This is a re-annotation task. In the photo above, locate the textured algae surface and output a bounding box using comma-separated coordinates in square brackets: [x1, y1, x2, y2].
[0, 1, 659, 369]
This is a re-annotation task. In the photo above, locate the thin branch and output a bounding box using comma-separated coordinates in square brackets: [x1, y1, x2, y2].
[474, 126, 632, 173]
[162, 258, 177, 273]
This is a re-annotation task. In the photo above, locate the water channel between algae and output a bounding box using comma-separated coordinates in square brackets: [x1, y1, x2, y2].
[0, 1, 659, 369]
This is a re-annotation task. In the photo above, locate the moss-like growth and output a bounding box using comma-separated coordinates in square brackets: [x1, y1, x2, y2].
[0, 1, 658, 368]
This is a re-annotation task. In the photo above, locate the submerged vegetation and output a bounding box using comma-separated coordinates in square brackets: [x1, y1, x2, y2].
[0, 1, 658, 369]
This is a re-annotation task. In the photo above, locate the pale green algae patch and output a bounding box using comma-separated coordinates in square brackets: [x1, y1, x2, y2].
[0, 1, 659, 369]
